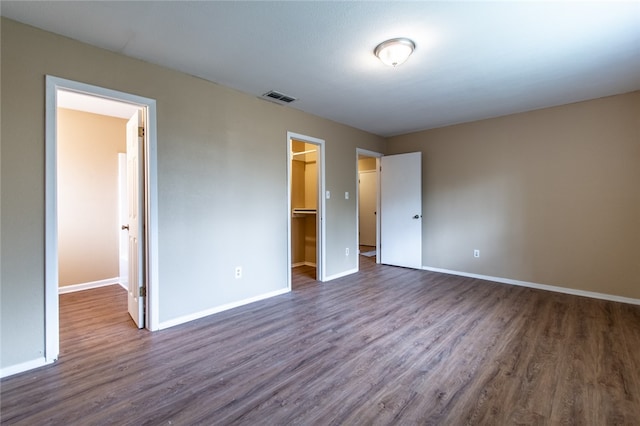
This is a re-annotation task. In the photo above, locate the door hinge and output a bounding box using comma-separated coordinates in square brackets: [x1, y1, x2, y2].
[138, 127, 145, 137]
[139, 286, 147, 297]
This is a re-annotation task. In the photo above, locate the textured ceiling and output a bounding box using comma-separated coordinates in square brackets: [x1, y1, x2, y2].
[3, 1, 640, 137]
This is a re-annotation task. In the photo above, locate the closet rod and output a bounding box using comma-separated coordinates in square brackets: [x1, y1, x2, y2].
[291, 149, 316, 157]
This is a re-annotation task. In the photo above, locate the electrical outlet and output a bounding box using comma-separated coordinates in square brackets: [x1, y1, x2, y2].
[235, 266, 242, 279]
[345, 192, 349, 200]
[473, 250, 480, 258]
[345, 247, 349, 256]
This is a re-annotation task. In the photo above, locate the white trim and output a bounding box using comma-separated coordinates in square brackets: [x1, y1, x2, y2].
[45, 76, 160, 369]
[45, 76, 60, 364]
[0, 357, 53, 379]
[422, 266, 640, 306]
[158, 288, 290, 330]
[58, 278, 120, 294]
[287, 132, 326, 285]
[144, 100, 160, 331]
[356, 148, 384, 158]
[286, 137, 293, 291]
[324, 267, 358, 282]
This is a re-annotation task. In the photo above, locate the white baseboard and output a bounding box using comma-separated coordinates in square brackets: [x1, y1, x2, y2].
[118, 278, 128, 290]
[0, 357, 53, 379]
[324, 267, 358, 282]
[58, 277, 120, 294]
[422, 266, 640, 306]
[158, 288, 290, 330]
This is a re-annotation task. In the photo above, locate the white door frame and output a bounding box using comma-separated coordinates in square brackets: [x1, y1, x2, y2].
[356, 148, 383, 265]
[45, 76, 160, 363]
[287, 131, 326, 288]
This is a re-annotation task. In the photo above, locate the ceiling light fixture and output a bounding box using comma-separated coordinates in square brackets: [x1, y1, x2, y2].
[374, 38, 415, 67]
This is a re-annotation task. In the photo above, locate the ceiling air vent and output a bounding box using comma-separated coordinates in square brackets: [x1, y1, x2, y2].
[261, 90, 297, 104]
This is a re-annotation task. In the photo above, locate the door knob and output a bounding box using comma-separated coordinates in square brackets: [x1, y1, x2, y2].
[413, 214, 421, 219]
[121, 225, 129, 230]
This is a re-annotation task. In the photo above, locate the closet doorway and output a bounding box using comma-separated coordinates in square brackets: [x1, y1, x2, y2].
[357, 149, 382, 264]
[288, 132, 325, 286]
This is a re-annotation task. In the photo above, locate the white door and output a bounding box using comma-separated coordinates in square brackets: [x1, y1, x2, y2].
[126, 110, 145, 328]
[118, 153, 129, 288]
[380, 152, 422, 269]
[358, 171, 377, 247]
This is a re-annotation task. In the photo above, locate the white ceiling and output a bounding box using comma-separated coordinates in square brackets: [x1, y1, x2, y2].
[3, 1, 640, 137]
[57, 90, 140, 119]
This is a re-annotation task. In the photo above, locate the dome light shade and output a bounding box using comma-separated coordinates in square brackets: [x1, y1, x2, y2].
[374, 38, 415, 67]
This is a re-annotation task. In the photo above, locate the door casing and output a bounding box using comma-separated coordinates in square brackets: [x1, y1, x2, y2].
[45, 76, 159, 364]
[287, 132, 326, 287]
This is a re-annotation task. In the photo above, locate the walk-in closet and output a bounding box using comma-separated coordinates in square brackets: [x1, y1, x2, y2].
[291, 140, 318, 273]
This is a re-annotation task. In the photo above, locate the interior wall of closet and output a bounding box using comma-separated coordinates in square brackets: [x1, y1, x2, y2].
[291, 141, 318, 268]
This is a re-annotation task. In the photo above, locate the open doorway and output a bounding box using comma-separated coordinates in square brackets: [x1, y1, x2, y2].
[56, 93, 136, 299]
[56, 92, 145, 342]
[56, 94, 146, 334]
[355, 149, 423, 270]
[287, 132, 325, 288]
[357, 149, 382, 265]
[45, 76, 159, 364]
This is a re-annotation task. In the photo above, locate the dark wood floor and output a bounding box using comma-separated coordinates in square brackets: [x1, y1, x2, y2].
[2, 256, 639, 425]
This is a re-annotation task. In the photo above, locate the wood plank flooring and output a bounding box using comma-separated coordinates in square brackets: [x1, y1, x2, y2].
[2, 256, 639, 425]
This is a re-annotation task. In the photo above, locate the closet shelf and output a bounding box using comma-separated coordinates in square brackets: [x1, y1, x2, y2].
[292, 208, 317, 217]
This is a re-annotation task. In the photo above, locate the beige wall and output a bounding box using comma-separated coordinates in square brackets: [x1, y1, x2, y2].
[291, 160, 306, 264]
[1, 18, 386, 369]
[291, 158, 306, 209]
[57, 108, 126, 287]
[304, 160, 318, 264]
[388, 91, 640, 299]
[358, 157, 377, 171]
[304, 161, 317, 210]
